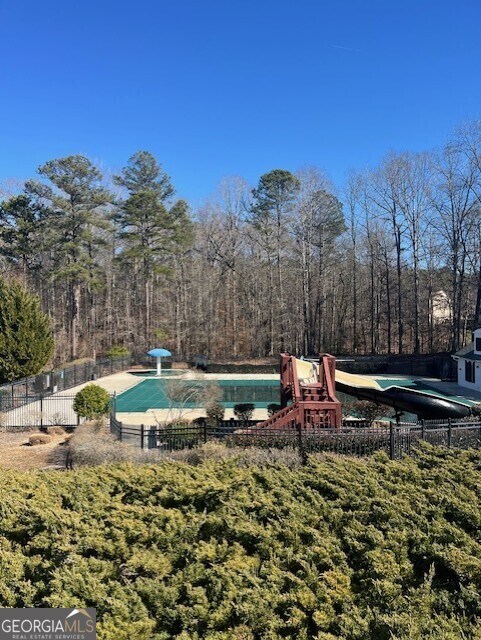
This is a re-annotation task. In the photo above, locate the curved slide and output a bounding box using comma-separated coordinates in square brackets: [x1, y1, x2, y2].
[294, 359, 471, 420]
[335, 369, 470, 420]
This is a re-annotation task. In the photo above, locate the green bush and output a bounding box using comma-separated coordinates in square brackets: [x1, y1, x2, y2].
[206, 400, 225, 426]
[0, 447, 480, 638]
[73, 384, 110, 419]
[233, 402, 255, 421]
[0, 277, 54, 382]
[267, 402, 281, 416]
[105, 345, 130, 358]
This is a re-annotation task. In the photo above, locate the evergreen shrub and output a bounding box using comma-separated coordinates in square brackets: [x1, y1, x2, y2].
[0, 277, 54, 383]
[73, 384, 110, 419]
[267, 402, 281, 416]
[105, 345, 130, 358]
[0, 446, 480, 639]
[233, 403, 255, 421]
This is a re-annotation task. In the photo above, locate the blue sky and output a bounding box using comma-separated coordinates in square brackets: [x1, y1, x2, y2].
[1, 0, 480, 204]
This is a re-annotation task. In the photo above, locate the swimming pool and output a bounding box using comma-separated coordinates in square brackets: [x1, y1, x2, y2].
[116, 378, 279, 412]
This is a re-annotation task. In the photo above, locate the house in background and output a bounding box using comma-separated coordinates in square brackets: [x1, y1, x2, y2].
[430, 290, 451, 324]
[452, 328, 481, 391]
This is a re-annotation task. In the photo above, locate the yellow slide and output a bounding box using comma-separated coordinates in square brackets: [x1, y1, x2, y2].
[334, 368, 383, 390]
[294, 358, 382, 390]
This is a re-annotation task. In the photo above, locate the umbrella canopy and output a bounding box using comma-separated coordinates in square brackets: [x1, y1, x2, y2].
[147, 348, 172, 376]
[147, 348, 172, 357]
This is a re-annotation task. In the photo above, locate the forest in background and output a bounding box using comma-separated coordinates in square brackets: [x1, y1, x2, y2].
[0, 119, 480, 364]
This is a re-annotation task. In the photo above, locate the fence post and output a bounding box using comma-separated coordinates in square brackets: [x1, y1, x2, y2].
[40, 395, 44, 431]
[421, 419, 425, 440]
[203, 418, 208, 443]
[296, 423, 307, 465]
[140, 424, 145, 450]
[447, 418, 452, 448]
[119, 422, 123, 442]
[390, 422, 395, 460]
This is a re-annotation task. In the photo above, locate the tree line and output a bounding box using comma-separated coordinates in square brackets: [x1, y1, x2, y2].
[0, 120, 480, 364]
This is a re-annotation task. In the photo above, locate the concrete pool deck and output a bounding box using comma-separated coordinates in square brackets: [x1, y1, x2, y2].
[414, 379, 481, 404]
[58, 371, 145, 396]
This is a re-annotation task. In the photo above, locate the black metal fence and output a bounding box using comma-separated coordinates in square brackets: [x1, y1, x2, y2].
[0, 353, 170, 416]
[390, 419, 481, 458]
[109, 413, 481, 460]
[0, 356, 130, 414]
[0, 395, 83, 430]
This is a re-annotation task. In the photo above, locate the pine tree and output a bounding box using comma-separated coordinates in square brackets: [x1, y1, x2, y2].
[0, 195, 46, 280]
[26, 155, 112, 359]
[250, 169, 301, 353]
[113, 150, 174, 199]
[0, 278, 54, 382]
[114, 151, 193, 345]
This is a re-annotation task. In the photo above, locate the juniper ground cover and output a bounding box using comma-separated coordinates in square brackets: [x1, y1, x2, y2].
[0, 445, 480, 639]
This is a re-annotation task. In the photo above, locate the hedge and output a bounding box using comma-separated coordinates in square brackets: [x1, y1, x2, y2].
[0, 445, 480, 638]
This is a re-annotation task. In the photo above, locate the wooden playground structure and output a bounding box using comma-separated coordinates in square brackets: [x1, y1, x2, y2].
[256, 353, 342, 430]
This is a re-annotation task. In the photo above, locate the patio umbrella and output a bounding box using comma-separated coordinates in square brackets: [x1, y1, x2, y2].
[147, 348, 172, 376]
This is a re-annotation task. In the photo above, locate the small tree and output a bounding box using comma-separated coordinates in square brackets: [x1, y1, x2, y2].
[0, 277, 54, 383]
[206, 401, 225, 426]
[351, 400, 386, 426]
[162, 375, 205, 422]
[73, 384, 110, 420]
[234, 403, 255, 421]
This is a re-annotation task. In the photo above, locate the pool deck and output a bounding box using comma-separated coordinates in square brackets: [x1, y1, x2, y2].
[58, 371, 145, 396]
[414, 379, 481, 404]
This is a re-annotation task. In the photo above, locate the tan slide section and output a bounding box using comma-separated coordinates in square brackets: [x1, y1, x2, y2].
[334, 368, 383, 390]
[295, 358, 318, 382]
[294, 358, 382, 390]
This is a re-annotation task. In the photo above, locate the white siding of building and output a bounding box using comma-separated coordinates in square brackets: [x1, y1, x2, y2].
[454, 328, 481, 392]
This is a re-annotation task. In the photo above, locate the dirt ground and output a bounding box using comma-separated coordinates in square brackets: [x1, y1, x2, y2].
[0, 430, 70, 471]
